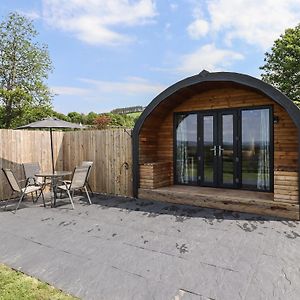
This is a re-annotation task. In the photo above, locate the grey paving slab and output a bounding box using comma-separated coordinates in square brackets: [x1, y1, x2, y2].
[0, 194, 299, 300]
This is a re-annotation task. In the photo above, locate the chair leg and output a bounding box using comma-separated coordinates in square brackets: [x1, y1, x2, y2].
[15, 193, 25, 212]
[84, 186, 92, 205]
[87, 183, 94, 196]
[4, 192, 14, 211]
[66, 190, 75, 209]
[35, 189, 42, 202]
[41, 190, 46, 207]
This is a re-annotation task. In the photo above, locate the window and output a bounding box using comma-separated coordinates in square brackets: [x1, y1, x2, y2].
[241, 108, 271, 191]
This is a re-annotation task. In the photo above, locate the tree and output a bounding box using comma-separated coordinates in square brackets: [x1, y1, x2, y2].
[94, 114, 112, 129]
[52, 111, 70, 122]
[260, 24, 300, 106]
[0, 12, 53, 128]
[108, 113, 137, 128]
[67, 112, 86, 124]
[86, 111, 98, 125]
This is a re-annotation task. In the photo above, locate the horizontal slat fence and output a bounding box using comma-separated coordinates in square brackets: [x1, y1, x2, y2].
[0, 129, 132, 201]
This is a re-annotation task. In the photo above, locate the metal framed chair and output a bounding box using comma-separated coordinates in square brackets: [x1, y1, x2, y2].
[23, 162, 47, 202]
[57, 166, 92, 209]
[81, 161, 94, 195]
[2, 168, 45, 212]
[63, 161, 94, 195]
[23, 162, 44, 186]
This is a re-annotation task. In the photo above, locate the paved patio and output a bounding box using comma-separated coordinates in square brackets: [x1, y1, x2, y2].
[0, 194, 299, 300]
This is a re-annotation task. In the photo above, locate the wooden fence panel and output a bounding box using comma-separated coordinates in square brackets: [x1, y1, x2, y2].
[0, 129, 64, 200]
[0, 128, 132, 200]
[62, 129, 132, 197]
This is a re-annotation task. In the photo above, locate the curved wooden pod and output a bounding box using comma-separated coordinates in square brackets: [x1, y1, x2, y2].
[133, 71, 300, 219]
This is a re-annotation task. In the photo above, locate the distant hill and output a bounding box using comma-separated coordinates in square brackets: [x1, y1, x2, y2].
[110, 106, 144, 115]
[126, 111, 142, 117]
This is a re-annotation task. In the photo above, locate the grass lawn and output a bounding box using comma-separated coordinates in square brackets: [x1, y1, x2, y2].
[126, 112, 142, 118]
[0, 264, 77, 300]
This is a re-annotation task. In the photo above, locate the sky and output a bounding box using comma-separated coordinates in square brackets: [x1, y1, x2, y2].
[1, 0, 300, 114]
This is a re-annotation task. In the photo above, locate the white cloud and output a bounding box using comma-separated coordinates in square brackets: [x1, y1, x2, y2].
[188, 0, 300, 49]
[42, 0, 157, 46]
[51, 86, 90, 96]
[170, 3, 178, 11]
[80, 76, 165, 95]
[187, 19, 209, 39]
[177, 44, 244, 74]
[52, 77, 165, 102]
[19, 10, 41, 20]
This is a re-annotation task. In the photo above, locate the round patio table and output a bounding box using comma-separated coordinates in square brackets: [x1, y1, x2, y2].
[35, 171, 72, 207]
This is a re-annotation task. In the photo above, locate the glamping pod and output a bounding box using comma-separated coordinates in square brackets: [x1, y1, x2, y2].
[132, 71, 300, 219]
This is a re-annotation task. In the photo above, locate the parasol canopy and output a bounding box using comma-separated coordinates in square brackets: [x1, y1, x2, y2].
[17, 117, 85, 173]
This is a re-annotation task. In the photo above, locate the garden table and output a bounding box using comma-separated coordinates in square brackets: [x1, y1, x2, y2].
[35, 171, 72, 207]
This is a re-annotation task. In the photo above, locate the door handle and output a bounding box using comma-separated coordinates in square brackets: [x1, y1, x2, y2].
[218, 145, 224, 157]
[210, 145, 217, 156]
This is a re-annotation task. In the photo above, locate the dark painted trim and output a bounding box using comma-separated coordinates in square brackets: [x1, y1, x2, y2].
[132, 71, 300, 203]
[173, 112, 177, 185]
[132, 129, 139, 198]
[218, 109, 238, 189]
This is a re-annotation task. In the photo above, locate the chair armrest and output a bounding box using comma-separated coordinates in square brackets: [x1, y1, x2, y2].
[19, 179, 27, 188]
[57, 180, 70, 186]
[20, 177, 33, 185]
[22, 178, 33, 193]
[57, 180, 70, 190]
[21, 177, 37, 184]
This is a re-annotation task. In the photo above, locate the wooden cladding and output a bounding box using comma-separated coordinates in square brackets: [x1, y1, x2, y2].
[274, 171, 298, 203]
[140, 161, 172, 189]
[138, 85, 300, 217]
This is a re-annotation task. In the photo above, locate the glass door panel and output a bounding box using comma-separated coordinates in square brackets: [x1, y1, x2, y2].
[241, 108, 271, 191]
[203, 115, 216, 185]
[220, 113, 235, 186]
[175, 114, 198, 184]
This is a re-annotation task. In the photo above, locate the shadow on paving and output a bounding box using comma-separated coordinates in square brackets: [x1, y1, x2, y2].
[0, 192, 295, 225]
[89, 193, 288, 223]
[0, 195, 74, 212]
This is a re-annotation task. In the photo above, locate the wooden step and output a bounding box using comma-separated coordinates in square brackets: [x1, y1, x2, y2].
[138, 186, 300, 220]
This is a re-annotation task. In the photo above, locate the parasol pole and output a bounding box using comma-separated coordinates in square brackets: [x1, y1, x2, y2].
[50, 128, 55, 173]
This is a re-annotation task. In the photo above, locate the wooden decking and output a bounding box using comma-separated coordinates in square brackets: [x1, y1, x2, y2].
[138, 185, 300, 220]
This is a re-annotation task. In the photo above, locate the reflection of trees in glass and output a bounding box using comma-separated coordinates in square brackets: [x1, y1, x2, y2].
[176, 114, 197, 184]
[242, 109, 270, 190]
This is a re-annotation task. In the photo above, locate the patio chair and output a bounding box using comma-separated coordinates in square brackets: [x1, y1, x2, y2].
[81, 161, 94, 194]
[23, 162, 48, 202]
[23, 162, 44, 186]
[63, 161, 94, 195]
[2, 168, 45, 212]
[57, 166, 92, 209]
